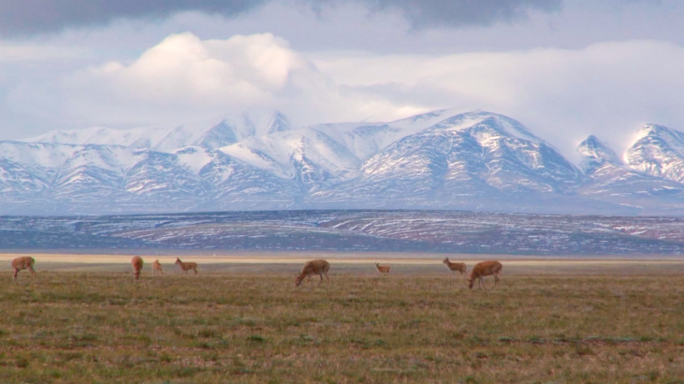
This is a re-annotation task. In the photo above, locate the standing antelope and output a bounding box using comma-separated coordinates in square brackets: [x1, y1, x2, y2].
[375, 263, 391, 275]
[443, 257, 467, 275]
[12, 256, 36, 280]
[175, 257, 198, 275]
[131, 256, 144, 280]
[295, 259, 330, 287]
[152, 260, 163, 275]
[468, 261, 503, 290]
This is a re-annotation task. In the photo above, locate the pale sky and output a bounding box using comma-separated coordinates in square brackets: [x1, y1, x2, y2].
[1, 0, 683, 160]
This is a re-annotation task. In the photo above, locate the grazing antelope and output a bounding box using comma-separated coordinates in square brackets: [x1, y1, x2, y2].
[375, 263, 391, 275]
[295, 259, 330, 287]
[152, 260, 163, 275]
[175, 257, 198, 275]
[468, 261, 503, 290]
[443, 257, 467, 275]
[12, 256, 36, 281]
[131, 256, 144, 280]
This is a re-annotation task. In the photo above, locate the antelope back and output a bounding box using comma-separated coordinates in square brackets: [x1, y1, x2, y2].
[12, 256, 35, 269]
[131, 256, 143, 270]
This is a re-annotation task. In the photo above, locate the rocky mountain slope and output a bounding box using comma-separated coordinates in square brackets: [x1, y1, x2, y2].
[4, 109, 684, 215]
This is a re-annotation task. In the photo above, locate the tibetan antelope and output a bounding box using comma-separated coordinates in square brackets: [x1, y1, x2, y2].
[375, 263, 391, 275]
[468, 261, 502, 290]
[175, 257, 198, 275]
[295, 259, 330, 287]
[131, 256, 144, 280]
[152, 260, 163, 275]
[12, 256, 36, 280]
[443, 257, 467, 275]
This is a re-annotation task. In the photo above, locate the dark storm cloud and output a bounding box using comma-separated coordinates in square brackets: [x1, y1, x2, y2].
[328, 0, 564, 28]
[0, 0, 562, 37]
[0, 0, 269, 36]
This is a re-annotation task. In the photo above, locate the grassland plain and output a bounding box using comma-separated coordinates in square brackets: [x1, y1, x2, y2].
[1, 257, 684, 383]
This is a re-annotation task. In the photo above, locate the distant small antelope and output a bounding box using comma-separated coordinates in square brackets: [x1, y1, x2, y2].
[12, 256, 36, 280]
[295, 259, 330, 287]
[131, 256, 144, 280]
[175, 257, 198, 275]
[152, 260, 163, 275]
[375, 263, 391, 275]
[468, 261, 503, 290]
[443, 257, 467, 275]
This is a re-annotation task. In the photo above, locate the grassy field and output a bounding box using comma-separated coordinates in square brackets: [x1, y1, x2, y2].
[1, 257, 684, 383]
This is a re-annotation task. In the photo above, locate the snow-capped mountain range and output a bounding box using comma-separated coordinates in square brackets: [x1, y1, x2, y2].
[4, 109, 684, 215]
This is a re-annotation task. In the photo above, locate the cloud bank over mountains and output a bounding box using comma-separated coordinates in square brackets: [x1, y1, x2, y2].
[5, 32, 684, 161]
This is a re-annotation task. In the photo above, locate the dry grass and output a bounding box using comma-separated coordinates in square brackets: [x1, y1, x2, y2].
[1, 262, 684, 383]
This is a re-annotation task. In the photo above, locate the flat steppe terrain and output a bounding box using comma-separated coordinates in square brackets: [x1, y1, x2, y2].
[1, 253, 684, 383]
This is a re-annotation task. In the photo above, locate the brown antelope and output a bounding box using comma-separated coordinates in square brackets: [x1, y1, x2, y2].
[295, 259, 330, 287]
[175, 257, 198, 275]
[12, 256, 36, 280]
[443, 257, 467, 275]
[131, 256, 144, 280]
[375, 263, 391, 275]
[152, 260, 163, 275]
[468, 261, 503, 290]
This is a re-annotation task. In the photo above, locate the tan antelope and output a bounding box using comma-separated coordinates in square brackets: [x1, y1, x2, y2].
[175, 257, 198, 275]
[131, 256, 144, 280]
[295, 259, 330, 287]
[468, 261, 503, 290]
[12, 256, 36, 280]
[375, 263, 391, 275]
[152, 259, 163, 275]
[443, 257, 467, 275]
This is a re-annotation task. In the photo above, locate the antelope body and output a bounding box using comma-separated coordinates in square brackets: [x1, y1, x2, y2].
[152, 259, 163, 275]
[375, 263, 391, 275]
[468, 261, 502, 290]
[295, 259, 330, 287]
[131, 256, 144, 280]
[443, 257, 467, 275]
[12, 256, 36, 280]
[175, 258, 198, 274]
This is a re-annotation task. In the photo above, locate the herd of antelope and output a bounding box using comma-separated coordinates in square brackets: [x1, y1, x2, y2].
[8, 255, 503, 290]
[129, 257, 199, 280]
[8, 256, 200, 281]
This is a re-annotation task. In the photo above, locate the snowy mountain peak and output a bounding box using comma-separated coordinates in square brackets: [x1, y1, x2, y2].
[20, 110, 295, 153]
[577, 135, 621, 173]
[265, 111, 292, 135]
[430, 111, 541, 143]
[630, 124, 684, 152]
[7, 109, 684, 215]
[625, 123, 684, 183]
[635, 123, 667, 139]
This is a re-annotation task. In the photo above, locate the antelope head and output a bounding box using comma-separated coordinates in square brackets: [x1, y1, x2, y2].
[442, 257, 449, 265]
[467, 278, 475, 289]
[294, 275, 304, 287]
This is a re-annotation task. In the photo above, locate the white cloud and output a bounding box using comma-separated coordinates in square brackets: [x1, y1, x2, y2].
[92, 32, 304, 104]
[7, 32, 416, 129]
